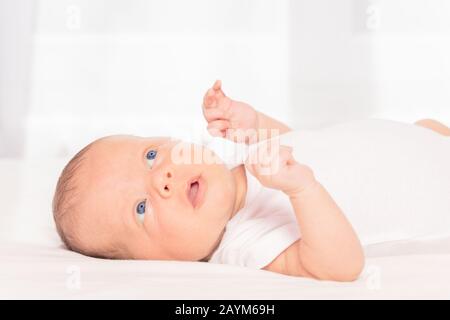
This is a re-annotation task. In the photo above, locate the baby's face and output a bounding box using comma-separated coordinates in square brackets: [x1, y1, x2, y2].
[80, 135, 238, 261]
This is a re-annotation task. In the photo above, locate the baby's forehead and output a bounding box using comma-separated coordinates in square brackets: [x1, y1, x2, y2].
[83, 134, 174, 184]
[96, 134, 142, 146]
[94, 135, 170, 149]
[83, 134, 170, 184]
[86, 136, 145, 157]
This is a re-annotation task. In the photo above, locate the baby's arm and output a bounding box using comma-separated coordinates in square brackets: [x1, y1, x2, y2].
[255, 111, 291, 142]
[202, 81, 364, 280]
[246, 145, 365, 282]
[202, 80, 291, 143]
[283, 182, 365, 281]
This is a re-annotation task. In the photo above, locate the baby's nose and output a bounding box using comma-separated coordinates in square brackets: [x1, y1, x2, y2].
[154, 170, 173, 198]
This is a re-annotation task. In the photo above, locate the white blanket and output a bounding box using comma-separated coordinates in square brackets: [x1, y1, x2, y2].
[1, 242, 450, 299]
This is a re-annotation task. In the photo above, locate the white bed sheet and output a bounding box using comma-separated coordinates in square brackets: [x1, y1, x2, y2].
[1, 158, 450, 299]
[1, 241, 450, 299]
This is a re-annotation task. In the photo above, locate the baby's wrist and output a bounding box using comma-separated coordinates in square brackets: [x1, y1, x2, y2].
[283, 165, 318, 198]
[285, 180, 320, 199]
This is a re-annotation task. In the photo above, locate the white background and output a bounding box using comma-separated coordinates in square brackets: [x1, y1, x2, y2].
[1, 0, 450, 159]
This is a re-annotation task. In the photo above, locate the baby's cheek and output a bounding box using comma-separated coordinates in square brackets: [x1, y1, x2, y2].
[208, 183, 235, 218]
[154, 205, 192, 237]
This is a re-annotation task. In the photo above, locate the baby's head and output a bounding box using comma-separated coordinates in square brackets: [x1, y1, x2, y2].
[52, 135, 241, 261]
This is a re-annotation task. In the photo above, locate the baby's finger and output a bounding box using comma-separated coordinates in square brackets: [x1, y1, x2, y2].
[279, 146, 293, 159]
[203, 107, 225, 122]
[207, 120, 230, 137]
[286, 152, 298, 166]
[207, 127, 225, 138]
[203, 88, 216, 108]
[208, 119, 230, 131]
[275, 147, 294, 167]
[213, 80, 222, 91]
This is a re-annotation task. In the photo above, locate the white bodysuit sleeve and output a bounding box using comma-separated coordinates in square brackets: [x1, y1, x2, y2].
[208, 172, 301, 269]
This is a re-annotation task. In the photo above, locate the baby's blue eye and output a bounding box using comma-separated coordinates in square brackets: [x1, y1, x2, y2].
[136, 200, 146, 222]
[146, 150, 157, 160]
[146, 150, 157, 168]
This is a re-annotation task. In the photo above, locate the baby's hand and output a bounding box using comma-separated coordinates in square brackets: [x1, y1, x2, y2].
[202, 80, 258, 143]
[245, 141, 317, 197]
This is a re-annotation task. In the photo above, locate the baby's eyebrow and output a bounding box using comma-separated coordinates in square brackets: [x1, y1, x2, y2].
[141, 139, 166, 152]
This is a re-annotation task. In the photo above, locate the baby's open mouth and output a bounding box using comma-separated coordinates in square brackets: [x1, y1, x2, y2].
[187, 177, 201, 208]
[188, 181, 199, 205]
[186, 175, 207, 209]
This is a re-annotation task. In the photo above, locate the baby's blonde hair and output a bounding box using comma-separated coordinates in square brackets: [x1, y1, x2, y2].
[52, 140, 122, 259]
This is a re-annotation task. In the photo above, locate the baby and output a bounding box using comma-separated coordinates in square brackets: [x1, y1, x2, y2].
[53, 80, 450, 282]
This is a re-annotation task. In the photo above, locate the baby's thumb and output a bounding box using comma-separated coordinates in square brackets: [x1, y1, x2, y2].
[207, 120, 229, 138]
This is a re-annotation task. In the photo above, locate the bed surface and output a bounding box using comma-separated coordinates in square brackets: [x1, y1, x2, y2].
[1, 158, 450, 299]
[1, 242, 450, 299]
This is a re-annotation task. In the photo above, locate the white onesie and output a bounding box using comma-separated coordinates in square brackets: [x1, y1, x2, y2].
[208, 118, 450, 269]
